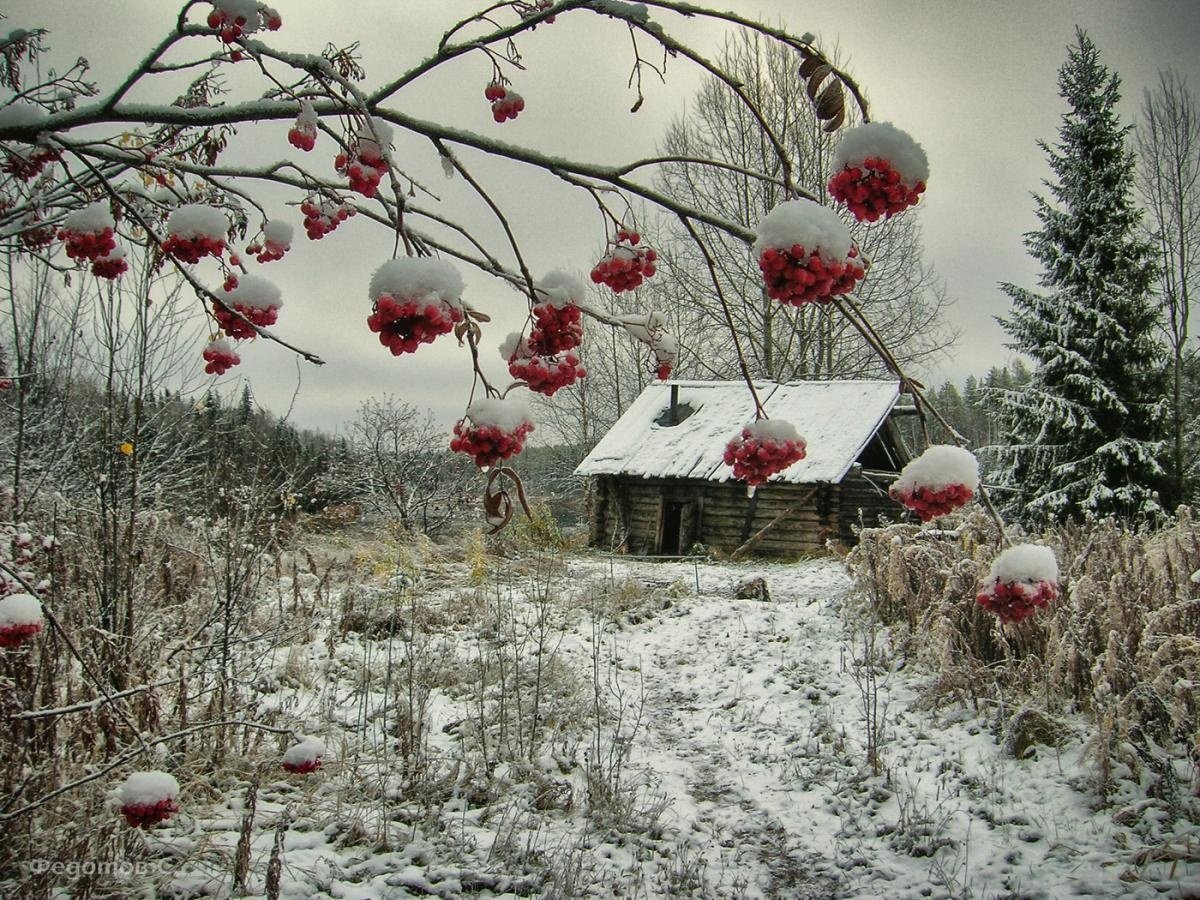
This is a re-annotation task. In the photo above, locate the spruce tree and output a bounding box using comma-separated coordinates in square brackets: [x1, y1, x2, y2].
[993, 29, 1167, 525]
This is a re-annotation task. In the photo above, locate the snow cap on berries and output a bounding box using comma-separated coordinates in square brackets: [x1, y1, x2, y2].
[210, 0, 262, 32]
[832, 121, 930, 184]
[282, 736, 325, 773]
[465, 396, 533, 432]
[119, 771, 180, 806]
[742, 418, 803, 445]
[226, 273, 282, 310]
[535, 270, 586, 308]
[0, 592, 43, 645]
[983, 544, 1058, 589]
[355, 118, 394, 161]
[369, 256, 464, 308]
[296, 100, 317, 129]
[893, 445, 979, 494]
[752, 199, 853, 260]
[63, 202, 115, 234]
[500, 332, 527, 360]
[262, 219, 293, 247]
[166, 203, 229, 240]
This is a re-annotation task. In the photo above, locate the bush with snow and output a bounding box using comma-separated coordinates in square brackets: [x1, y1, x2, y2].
[976, 543, 1059, 625]
[753, 200, 865, 305]
[0, 592, 43, 648]
[117, 771, 181, 828]
[450, 397, 535, 467]
[723, 419, 807, 486]
[889, 444, 980, 522]
[828, 122, 929, 222]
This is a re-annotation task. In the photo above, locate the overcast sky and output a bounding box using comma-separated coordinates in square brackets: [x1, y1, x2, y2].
[7, 1, 1200, 436]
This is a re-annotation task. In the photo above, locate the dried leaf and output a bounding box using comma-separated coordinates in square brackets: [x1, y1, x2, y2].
[798, 56, 823, 80]
[630, 96, 643, 114]
[815, 81, 844, 121]
[805, 64, 832, 101]
[822, 108, 845, 132]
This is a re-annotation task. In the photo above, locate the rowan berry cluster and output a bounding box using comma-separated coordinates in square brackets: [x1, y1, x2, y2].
[485, 83, 526, 122]
[756, 243, 864, 305]
[367, 295, 463, 355]
[120, 796, 180, 829]
[889, 482, 975, 522]
[287, 102, 318, 151]
[58, 224, 116, 263]
[206, 1, 281, 44]
[529, 302, 583, 356]
[723, 424, 807, 485]
[335, 137, 389, 197]
[507, 344, 586, 397]
[163, 232, 225, 264]
[591, 233, 657, 292]
[829, 157, 926, 223]
[300, 196, 354, 240]
[19, 222, 53, 251]
[0, 594, 42, 648]
[202, 338, 241, 375]
[247, 220, 293, 263]
[450, 418, 534, 468]
[1, 148, 58, 180]
[91, 248, 128, 280]
[214, 275, 281, 339]
[975, 579, 1058, 626]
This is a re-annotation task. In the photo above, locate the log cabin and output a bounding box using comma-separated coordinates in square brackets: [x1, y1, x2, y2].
[576, 380, 914, 559]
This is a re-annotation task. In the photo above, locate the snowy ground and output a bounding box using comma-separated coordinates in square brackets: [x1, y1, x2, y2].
[138, 551, 1196, 899]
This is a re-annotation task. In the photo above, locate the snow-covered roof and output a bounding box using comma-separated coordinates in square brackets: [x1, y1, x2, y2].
[575, 379, 901, 484]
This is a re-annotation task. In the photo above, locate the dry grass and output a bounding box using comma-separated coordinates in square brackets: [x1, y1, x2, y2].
[846, 508, 1200, 812]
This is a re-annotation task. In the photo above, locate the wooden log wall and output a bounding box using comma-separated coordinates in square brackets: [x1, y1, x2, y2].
[588, 476, 843, 559]
[837, 470, 909, 542]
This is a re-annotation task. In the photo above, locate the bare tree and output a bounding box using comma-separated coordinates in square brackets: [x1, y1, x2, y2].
[648, 31, 955, 381]
[1138, 70, 1200, 506]
[345, 395, 474, 535]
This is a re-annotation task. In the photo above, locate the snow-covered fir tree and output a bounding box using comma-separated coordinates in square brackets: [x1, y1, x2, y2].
[991, 29, 1167, 525]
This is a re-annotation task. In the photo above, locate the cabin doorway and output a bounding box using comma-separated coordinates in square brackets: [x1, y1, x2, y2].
[658, 499, 692, 555]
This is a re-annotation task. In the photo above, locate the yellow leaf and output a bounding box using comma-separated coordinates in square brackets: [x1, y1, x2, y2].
[118, 442, 134, 456]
